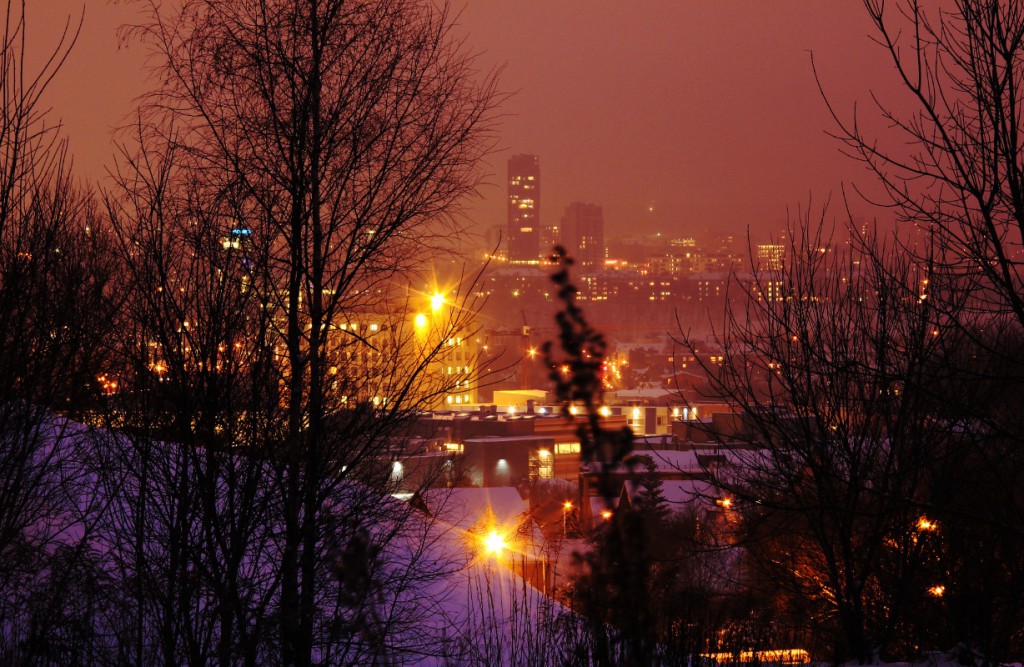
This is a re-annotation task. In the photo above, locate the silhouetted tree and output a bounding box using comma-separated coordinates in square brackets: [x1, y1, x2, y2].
[103, 0, 498, 663]
[544, 247, 661, 666]
[0, 3, 117, 662]
[824, 2, 1024, 658]
[678, 211, 947, 662]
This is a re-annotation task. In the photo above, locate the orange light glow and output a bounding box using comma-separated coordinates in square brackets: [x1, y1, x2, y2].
[482, 531, 507, 556]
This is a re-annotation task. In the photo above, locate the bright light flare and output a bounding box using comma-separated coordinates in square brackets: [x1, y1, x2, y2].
[414, 313, 428, 329]
[928, 585, 945, 597]
[482, 531, 507, 556]
[430, 292, 445, 312]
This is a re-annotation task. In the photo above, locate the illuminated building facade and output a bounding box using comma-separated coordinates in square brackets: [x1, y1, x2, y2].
[560, 202, 604, 268]
[323, 294, 479, 411]
[756, 243, 785, 271]
[540, 223, 560, 259]
[507, 154, 540, 262]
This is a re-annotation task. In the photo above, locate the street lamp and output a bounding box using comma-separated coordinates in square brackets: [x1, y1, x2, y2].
[482, 530, 507, 558]
[563, 500, 572, 537]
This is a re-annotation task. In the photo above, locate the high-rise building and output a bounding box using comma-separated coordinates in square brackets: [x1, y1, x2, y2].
[755, 243, 786, 302]
[560, 202, 604, 268]
[756, 243, 785, 271]
[507, 154, 540, 262]
[540, 223, 560, 259]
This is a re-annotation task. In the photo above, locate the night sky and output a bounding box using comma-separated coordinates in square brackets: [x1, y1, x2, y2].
[35, 1, 907, 240]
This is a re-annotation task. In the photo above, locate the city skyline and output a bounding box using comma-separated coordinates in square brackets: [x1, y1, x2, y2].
[36, 1, 906, 241]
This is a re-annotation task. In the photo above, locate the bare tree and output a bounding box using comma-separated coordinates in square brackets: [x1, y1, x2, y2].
[826, 0, 1024, 332]
[823, 2, 1024, 658]
[676, 210, 949, 662]
[107, 0, 497, 663]
[0, 2, 118, 662]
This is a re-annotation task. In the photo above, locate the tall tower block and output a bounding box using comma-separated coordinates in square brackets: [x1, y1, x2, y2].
[561, 202, 604, 268]
[507, 154, 540, 262]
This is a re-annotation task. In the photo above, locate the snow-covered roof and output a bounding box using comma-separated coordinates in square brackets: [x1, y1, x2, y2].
[624, 478, 718, 510]
[10, 411, 573, 665]
[629, 449, 705, 474]
[421, 487, 547, 558]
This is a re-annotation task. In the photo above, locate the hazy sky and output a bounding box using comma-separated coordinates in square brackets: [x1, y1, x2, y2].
[34, 1, 906, 240]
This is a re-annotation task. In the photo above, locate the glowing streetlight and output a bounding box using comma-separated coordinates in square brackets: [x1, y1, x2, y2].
[430, 292, 445, 312]
[482, 531, 507, 557]
[414, 313, 428, 330]
[563, 500, 573, 537]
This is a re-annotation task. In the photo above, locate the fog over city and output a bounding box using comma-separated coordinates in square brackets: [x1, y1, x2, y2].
[40, 1, 903, 237]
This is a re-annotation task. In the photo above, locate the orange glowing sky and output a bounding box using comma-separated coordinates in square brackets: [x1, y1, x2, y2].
[34, 1, 908, 239]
